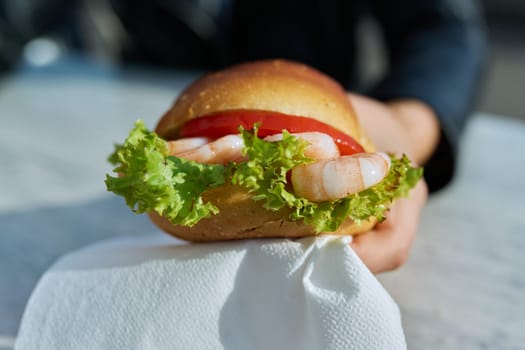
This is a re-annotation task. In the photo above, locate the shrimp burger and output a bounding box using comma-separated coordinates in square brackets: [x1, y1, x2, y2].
[106, 59, 422, 241]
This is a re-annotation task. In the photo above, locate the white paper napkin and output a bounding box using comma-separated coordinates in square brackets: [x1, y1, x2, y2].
[15, 234, 406, 350]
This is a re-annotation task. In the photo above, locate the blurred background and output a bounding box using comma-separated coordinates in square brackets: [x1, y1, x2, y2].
[358, 0, 525, 119]
[0, 0, 524, 118]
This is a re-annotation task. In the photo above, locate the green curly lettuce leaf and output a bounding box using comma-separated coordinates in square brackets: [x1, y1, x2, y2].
[105, 120, 226, 226]
[231, 128, 312, 209]
[106, 121, 423, 232]
[232, 129, 423, 232]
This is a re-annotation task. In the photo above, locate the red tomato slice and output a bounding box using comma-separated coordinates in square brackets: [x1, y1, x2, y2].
[179, 110, 364, 155]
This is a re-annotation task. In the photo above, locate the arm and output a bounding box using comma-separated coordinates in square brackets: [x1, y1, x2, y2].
[368, 0, 488, 191]
[349, 0, 488, 273]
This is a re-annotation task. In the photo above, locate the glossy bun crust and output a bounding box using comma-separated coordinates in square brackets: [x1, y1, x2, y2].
[151, 59, 376, 241]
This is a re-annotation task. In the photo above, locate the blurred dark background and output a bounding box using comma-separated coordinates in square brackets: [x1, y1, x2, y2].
[0, 0, 524, 119]
[357, 0, 525, 119]
[479, 0, 525, 118]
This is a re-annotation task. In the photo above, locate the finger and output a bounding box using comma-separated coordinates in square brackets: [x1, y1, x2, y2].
[375, 178, 428, 231]
[350, 180, 428, 274]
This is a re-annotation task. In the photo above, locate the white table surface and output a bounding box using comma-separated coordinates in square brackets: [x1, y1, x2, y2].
[1, 58, 524, 349]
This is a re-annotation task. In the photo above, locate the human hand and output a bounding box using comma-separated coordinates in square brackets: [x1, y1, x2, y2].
[348, 93, 440, 164]
[350, 180, 428, 274]
[346, 93, 438, 273]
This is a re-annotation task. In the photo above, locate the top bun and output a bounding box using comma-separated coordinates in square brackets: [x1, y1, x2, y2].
[156, 59, 373, 151]
[150, 59, 376, 241]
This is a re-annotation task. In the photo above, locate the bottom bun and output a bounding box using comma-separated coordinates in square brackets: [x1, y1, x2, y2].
[148, 183, 376, 241]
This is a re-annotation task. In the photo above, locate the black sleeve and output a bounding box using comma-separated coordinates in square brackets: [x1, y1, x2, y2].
[368, 0, 488, 192]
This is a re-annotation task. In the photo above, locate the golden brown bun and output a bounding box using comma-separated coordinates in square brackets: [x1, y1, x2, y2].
[151, 59, 376, 241]
[149, 183, 377, 241]
[156, 59, 374, 150]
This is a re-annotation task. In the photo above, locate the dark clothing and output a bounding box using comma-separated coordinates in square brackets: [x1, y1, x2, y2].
[1, 0, 488, 191]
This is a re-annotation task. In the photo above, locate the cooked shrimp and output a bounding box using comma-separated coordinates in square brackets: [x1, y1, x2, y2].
[264, 132, 339, 160]
[291, 152, 391, 201]
[174, 134, 244, 164]
[171, 131, 339, 164]
[166, 137, 211, 155]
